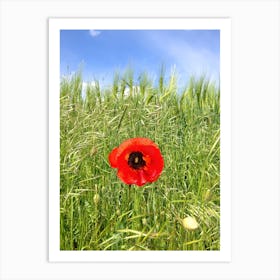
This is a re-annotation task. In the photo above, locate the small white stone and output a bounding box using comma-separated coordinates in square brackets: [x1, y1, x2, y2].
[182, 216, 199, 231]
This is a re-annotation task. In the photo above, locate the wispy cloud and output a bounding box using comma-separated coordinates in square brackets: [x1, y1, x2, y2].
[89, 30, 101, 37]
[145, 31, 220, 84]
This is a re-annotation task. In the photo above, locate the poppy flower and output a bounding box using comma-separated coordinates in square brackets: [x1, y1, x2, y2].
[109, 137, 164, 186]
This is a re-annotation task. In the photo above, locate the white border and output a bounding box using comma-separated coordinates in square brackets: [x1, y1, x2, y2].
[1, 0, 279, 279]
[49, 18, 231, 262]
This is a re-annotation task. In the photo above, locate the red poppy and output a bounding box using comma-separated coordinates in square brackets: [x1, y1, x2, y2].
[109, 137, 164, 187]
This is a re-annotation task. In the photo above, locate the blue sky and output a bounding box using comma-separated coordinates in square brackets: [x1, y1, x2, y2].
[60, 29, 220, 87]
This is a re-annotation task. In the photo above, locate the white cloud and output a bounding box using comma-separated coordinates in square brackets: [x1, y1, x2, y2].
[167, 42, 219, 83]
[82, 81, 96, 98]
[89, 30, 101, 37]
[146, 32, 220, 84]
[124, 86, 140, 97]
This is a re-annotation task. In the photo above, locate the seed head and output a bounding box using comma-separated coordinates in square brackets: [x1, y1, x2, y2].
[204, 189, 212, 202]
[93, 194, 100, 204]
[90, 146, 98, 156]
[142, 218, 147, 226]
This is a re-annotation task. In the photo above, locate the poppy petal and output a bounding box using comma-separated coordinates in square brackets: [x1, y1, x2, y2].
[117, 166, 149, 187]
[117, 165, 139, 185]
[108, 147, 119, 168]
[116, 137, 157, 157]
[141, 145, 164, 173]
[135, 169, 149, 186]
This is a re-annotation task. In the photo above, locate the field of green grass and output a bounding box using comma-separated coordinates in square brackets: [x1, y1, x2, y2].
[60, 69, 220, 251]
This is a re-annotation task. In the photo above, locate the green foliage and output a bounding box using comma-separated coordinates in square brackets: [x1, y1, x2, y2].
[60, 70, 220, 251]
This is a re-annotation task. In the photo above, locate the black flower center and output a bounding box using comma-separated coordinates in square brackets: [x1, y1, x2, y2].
[128, 151, 146, 170]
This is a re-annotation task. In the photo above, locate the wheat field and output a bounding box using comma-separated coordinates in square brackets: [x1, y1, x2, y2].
[59, 69, 220, 251]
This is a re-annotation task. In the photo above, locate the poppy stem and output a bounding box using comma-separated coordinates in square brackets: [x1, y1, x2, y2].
[128, 184, 132, 205]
